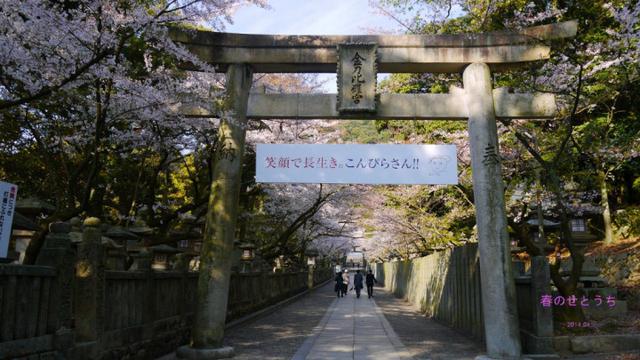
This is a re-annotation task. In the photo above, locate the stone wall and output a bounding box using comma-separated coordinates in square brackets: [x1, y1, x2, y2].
[374, 243, 484, 341]
[373, 243, 553, 354]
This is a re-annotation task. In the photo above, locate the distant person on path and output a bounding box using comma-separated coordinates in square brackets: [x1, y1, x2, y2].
[366, 269, 378, 298]
[334, 271, 344, 298]
[354, 270, 364, 298]
[342, 269, 350, 297]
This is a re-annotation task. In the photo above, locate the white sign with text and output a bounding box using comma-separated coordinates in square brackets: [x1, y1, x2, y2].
[0, 181, 18, 258]
[256, 144, 457, 185]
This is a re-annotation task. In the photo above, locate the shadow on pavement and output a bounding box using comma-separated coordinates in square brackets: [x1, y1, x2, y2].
[373, 287, 483, 360]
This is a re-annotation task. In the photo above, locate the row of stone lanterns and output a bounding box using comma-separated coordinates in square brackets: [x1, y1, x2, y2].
[233, 241, 322, 281]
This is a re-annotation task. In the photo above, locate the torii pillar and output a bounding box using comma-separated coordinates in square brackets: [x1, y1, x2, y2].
[464, 63, 521, 359]
[177, 63, 253, 359]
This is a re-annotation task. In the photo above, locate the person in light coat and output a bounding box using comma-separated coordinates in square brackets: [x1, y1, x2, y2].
[341, 269, 350, 297]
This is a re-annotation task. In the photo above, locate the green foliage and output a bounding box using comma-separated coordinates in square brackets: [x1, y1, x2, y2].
[614, 206, 640, 238]
[341, 120, 391, 143]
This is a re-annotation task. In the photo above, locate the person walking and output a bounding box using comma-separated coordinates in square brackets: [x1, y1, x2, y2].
[334, 271, 344, 298]
[341, 269, 350, 297]
[365, 269, 378, 298]
[354, 270, 364, 298]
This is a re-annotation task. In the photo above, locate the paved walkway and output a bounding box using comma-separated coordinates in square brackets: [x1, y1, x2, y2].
[373, 289, 483, 360]
[158, 282, 640, 360]
[222, 281, 336, 359]
[158, 281, 481, 359]
[157, 282, 337, 360]
[292, 288, 413, 360]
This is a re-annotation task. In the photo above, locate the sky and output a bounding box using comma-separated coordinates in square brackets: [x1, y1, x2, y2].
[226, 0, 400, 35]
[224, 0, 402, 91]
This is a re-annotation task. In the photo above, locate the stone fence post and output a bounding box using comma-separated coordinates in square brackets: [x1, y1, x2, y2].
[531, 256, 554, 353]
[307, 265, 314, 290]
[175, 253, 191, 331]
[35, 222, 76, 353]
[136, 249, 156, 340]
[74, 217, 105, 344]
[36, 222, 75, 331]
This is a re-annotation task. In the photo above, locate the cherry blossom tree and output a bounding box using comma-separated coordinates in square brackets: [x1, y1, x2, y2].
[0, 0, 267, 263]
[368, 0, 639, 322]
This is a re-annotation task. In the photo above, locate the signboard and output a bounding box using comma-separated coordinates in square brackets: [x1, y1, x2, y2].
[0, 182, 18, 258]
[337, 43, 377, 113]
[256, 144, 457, 185]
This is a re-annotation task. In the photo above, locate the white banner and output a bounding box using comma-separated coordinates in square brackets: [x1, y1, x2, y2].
[0, 181, 18, 258]
[256, 144, 457, 185]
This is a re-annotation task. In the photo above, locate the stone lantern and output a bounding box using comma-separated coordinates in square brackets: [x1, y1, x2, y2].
[10, 197, 55, 263]
[305, 248, 319, 266]
[305, 248, 319, 289]
[105, 226, 139, 250]
[239, 243, 255, 261]
[149, 244, 182, 271]
[238, 243, 255, 273]
[128, 223, 154, 247]
[129, 247, 152, 271]
[274, 255, 285, 272]
[15, 197, 55, 217]
[104, 226, 140, 270]
[102, 237, 127, 270]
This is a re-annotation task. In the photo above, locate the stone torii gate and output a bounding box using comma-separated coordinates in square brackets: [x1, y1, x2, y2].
[169, 21, 577, 359]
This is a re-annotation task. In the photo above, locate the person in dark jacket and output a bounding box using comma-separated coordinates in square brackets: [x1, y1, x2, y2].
[365, 269, 378, 298]
[354, 270, 364, 298]
[334, 272, 344, 298]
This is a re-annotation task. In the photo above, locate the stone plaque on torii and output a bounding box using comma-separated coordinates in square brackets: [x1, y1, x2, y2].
[170, 21, 577, 359]
[336, 43, 378, 112]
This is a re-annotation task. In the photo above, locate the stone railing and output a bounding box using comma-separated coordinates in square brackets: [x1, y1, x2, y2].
[374, 243, 553, 354]
[374, 243, 484, 342]
[514, 256, 554, 354]
[0, 221, 332, 360]
[0, 265, 66, 358]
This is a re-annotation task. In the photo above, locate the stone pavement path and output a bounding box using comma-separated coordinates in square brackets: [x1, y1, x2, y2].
[222, 281, 337, 360]
[292, 285, 413, 360]
[159, 282, 640, 360]
[373, 290, 640, 360]
[373, 289, 483, 360]
[158, 281, 489, 360]
[158, 281, 337, 360]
